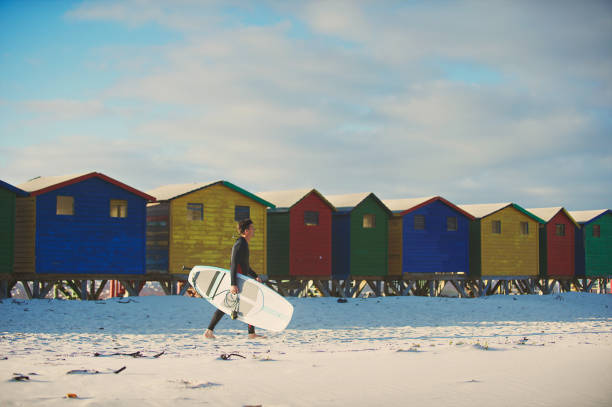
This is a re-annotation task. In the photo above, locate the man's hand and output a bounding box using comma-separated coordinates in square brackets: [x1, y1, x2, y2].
[230, 285, 239, 295]
[256, 277, 262, 283]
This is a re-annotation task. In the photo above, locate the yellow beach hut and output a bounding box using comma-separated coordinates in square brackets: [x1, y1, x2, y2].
[458, 203, 544, 278]
[145, 181, 274, 275]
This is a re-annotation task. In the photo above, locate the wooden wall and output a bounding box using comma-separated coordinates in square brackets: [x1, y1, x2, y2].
[33, 177, 147, 274]
[543, 211, 576, 277]
[402, 200, 471, 274]
[289, 192, 332, 277]
[0, 188, 16, 274]
[583, 213, 612, 277]
[387, 214, 403, 276]
[480, 206, 539, 277]
[146, 202, 170, 273]
[14, 197, 36, 274]
[349, 196, 389, 277]
[267, 212, 290, 278]
[168, 183, 267, 274]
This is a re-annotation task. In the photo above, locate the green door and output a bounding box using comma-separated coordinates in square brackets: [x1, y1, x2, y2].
[350, 196, 389, 277]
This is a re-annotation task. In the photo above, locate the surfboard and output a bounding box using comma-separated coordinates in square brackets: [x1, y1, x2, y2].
[188, 265, 294, 332]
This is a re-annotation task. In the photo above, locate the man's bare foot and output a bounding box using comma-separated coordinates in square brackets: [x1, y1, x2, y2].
[248, 333, 265, 340]
[204, 329, 216, 339]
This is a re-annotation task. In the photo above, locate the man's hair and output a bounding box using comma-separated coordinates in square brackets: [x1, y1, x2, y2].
[237, 218, 253, 234]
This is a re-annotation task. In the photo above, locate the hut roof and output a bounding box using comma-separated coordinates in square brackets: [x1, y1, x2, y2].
[257, 188, 335, 212]
[383, 196, 475, 220]
[17, 172, 155, 201]
[325, 192, 392, 215]
[0, 179, 28, 196]
[569, 209, 611, 224]
[147, 181, 275, 208]
[526, 207, 580, 227]
[459, 202, 545, 223]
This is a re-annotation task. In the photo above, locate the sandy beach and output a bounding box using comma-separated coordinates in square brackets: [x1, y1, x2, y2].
[1, 293, 611, 406]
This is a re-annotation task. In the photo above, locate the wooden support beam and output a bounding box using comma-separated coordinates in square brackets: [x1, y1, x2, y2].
[119, 280, 140, 297]
[38, 281, 56, 299]
[81, 280, 88, 300]
[93, 280, 108, 300]
[312, 280, 331, 297]
[401, 281, 415, 296]
[366, 280, 380, 297]
[584, 279, 595, 293]
[449, 280, 469, 298]
[1, 280, 8, 299]
[352, 280, 368, 298]
[65, 280, 82, 298]
[19, 281, 32, 299]
[178, 282, 191, 296]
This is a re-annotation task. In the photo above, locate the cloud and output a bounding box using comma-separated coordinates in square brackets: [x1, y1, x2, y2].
[2, 0, 610, 211]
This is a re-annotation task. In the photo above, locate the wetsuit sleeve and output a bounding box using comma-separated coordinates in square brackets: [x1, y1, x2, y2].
[230, 239, 244, 286]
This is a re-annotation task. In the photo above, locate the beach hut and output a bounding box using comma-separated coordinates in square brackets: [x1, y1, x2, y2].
[14, 172, 155, 274]
[384, 197, 475, 275]
[257, 189, 335, 279]
[458, 203, 544, 278]
[526, 207, 579, 278]
[325, 193, 392, 279]
[0, 180, 28, 275]
[570, 209, 612, 278]
[146, 181, 274, 275]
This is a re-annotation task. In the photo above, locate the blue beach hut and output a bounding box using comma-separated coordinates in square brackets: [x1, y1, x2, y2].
[384, 196, 475, 275]
[15, 172, 155, 274]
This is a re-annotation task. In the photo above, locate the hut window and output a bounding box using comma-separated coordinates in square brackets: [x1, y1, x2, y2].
[447, 216, 458, 231]
[304, 211, 319, 226]
[414, 215, 425, 230]
[56, 196, 74, 215]
[492, 220, 501, 234]
[187, 203, 203, 221]
[593, 225, 601, 238]
[235, 205, 250, 221]
[555, 224, 566, 236]
[520, 222, 529, 235]
[110, 200, 128, 218]
[363, 214, 376, 228]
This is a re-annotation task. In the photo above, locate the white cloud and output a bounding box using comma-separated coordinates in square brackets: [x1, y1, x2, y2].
[2, 0, 610, 210]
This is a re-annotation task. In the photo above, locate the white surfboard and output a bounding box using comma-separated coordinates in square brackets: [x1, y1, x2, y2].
[188, 265, 294, 332]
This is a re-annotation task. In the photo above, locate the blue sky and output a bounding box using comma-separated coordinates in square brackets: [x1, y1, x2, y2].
[1, 0, 611, 210]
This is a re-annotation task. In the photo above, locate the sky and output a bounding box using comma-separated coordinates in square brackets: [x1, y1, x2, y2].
[1, 0, 611, 210]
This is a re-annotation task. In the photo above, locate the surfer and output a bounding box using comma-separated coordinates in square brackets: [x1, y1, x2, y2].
[204, 218, 265, 339]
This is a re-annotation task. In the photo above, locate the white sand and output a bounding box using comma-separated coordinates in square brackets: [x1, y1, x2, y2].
[1, 293, 611, 406]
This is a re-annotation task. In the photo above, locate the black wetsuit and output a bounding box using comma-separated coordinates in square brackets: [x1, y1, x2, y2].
[207, 236, 257, 334]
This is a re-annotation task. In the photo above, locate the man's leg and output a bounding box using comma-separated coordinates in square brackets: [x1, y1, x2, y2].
[204, 309, 225, 338]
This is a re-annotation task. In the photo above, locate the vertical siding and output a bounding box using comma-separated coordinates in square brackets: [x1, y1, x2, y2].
[14, 197, 36, 274]
[350, 196, 389, 277]
[168, 183, 267, 274]
[480, 206, 539, 277]
[402, 200, 470, 274]
[289, 193, 332, 277]
[468, 219, 482, 277]
[545, 211, 576, 277]
[332, 212, 351, 279]
[583, 213, 612, 277]
[387, 214, 403, 276]
[0, 188, 16, 274]
[34, 177, 147, 274]
[267, 212, 290, 278]
[146, 202, 170, 273]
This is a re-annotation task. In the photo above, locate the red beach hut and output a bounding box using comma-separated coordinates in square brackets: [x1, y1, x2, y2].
[258, 189, 335, 278]
[527, 207, 579, 278]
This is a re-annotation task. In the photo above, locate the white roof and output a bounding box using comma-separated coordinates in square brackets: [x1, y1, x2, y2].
[525, 207, 564, 222]
[18, 173, 90, 193]
[569, 209, 609, 223]
[324, 192, 372, 209]
[458, 203, 512, 218]
[147, 182, 219, 201]
[257, 189, 315, 209]
[382, 196, 436, 212]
